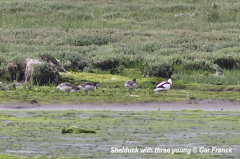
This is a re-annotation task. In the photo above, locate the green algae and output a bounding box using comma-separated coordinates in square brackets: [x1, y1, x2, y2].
[0, 110, 239, 158]
[62, 126, 96, 134]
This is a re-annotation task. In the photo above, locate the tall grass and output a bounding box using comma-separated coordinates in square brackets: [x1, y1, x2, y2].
[1, 0, 240, 30]
[1, 0, 240, 85]
[174, 69, 240, 85]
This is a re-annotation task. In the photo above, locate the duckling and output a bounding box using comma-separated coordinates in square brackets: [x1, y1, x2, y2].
[56, 83, 79, 96]
[78, 82, 98, 95]
[125, 79, 137, 94]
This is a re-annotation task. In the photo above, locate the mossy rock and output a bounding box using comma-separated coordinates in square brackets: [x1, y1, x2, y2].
[62, 126, 96, 134]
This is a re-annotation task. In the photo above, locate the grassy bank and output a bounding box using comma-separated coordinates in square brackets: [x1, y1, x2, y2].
[1, 71, 240, 104]
[1, 87, 240, 104]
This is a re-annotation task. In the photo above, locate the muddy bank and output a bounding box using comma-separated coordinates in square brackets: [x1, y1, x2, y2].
[0, 99, 240, 111]
[0, 109, 239, 158]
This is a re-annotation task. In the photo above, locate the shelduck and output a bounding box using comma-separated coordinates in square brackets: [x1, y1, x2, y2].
[78, 82, 98, 95]
[56, 82, 79, 96]
[125, 79, 137, 94]
[153, 72, 173, 96]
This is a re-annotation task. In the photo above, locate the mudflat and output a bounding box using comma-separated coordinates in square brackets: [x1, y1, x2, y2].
[0, 99, 239, 111]
[0, 99, 240, 158]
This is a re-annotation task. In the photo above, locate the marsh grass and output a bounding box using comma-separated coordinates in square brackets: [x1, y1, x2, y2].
[175, 69, 240, 85]
[1, 0, 240, 99]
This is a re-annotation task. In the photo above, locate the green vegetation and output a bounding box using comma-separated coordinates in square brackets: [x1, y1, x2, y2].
[1, 0, 240, 86]
[62, 126, 96, 134]
[1, 71, 240, 104]
[0, 110, 239, 158]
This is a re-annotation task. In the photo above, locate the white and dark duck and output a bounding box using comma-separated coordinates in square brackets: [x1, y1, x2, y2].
[56, 82, 79, 96]
[153, 71, 174, 96]
[125, 79, 137, 94]
[78, 82, 98, 95]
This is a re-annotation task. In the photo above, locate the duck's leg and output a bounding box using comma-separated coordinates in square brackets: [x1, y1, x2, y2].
[129, 89, 132, 94]
[165, 91, 167, 96]
[62, 91, 64, 96]
[85, 91, 88, 95]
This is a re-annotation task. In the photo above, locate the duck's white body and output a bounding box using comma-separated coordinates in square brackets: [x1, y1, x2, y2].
[125, 79, 137, 94]
[56, 82, 79, 96]
[153, 78, 172, 96]
[78, 82, 97, 95]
